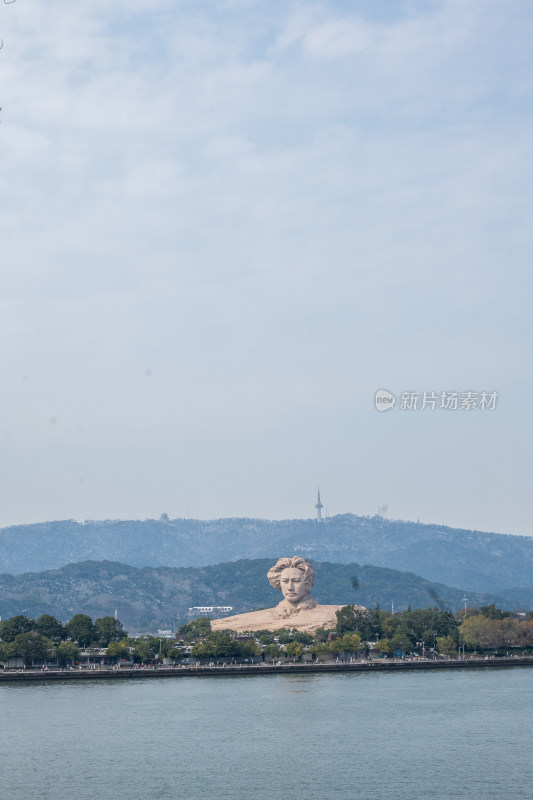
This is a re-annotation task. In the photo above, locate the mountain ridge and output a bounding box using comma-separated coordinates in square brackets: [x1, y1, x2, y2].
[0, 557, 530, 630]
[1, 514, 532, 595]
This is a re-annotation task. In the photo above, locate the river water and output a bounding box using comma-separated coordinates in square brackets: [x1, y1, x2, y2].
[1, 667, 531, 799]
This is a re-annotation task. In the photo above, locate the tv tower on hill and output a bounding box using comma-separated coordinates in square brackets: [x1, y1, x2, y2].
[315, 488, 323, 523]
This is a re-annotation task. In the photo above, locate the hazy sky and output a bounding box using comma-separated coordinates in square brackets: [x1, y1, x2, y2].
[1, 0, 532, 535]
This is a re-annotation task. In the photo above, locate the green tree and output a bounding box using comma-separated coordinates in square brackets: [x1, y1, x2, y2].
[436, 636, 457, 657]
[35, 615, 65, 642]
[294, 631, 313, 645]
[459, 615, 494, 650]
[375, 638, 392, 655]
[284, 642, 304, 661]
[336, 606, 381, 640]
[190, 631, 251, 659]
[106, 640, 131, 661]
[382, 614, 402, 638]
[167, 646, 184, 661]
[309, 642, 330, 658]
[95, 616, 128, 646]
[263, 644, 283, 663]
[133, 636, 170, 662]
[57, 641, 81, 666]
[177, 617, 212, 640]
[335, 606, 359, 635]
[389, 631, 412, 654]
[258, 632, 276, 645]
[132, 638, 154, 664]
[8, 632, 55, 665]
[0, 615, 36, 643]
[338, 632, 362, 653]
[274, 629, 313, 645]
[479, 603, 508, 620]
[65, 614, 96, 647]
[241, 640, 261, 658]
[460, 615, 519, 651]
[401, 608, 459, 643]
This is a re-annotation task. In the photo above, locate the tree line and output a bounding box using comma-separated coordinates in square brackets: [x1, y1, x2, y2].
[175, 604, 533, 661]
[1, 603, 532, 668]
[333, 603, 533, 656]
[0, 614, 127, 666]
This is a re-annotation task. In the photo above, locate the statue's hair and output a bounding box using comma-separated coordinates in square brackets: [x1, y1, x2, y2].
[267, 557, 315, 592]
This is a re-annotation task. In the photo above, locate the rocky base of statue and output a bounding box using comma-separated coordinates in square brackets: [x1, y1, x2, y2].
[211, 603, 354, 634]
[210, 556, 366, 634]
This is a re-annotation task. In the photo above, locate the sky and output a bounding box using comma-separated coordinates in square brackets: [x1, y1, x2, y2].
[1, 0, 532, 535]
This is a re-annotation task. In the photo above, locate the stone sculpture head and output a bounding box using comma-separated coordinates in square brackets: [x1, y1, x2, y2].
[267, 557, 315, 608]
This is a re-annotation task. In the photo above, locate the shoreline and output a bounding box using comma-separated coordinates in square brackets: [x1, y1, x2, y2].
[1, 657, 532, 682]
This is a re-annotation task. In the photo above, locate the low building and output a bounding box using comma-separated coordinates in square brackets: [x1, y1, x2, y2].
[187, 606, 233, 617]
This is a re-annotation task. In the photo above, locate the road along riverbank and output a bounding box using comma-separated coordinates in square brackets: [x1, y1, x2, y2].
[1, 657, 532, 682]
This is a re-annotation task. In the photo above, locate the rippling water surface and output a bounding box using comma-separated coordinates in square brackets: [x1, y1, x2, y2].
[1, 668, 531, 799]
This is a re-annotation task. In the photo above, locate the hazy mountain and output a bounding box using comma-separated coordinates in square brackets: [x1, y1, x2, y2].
[0, 558, 529, 630]
[0, 514, 532, 596]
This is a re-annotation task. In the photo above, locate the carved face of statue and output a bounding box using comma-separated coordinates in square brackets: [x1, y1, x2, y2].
[279, 568, 309, 604]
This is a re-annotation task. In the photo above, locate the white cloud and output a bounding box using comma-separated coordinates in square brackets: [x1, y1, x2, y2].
[303, 18, 379, 58]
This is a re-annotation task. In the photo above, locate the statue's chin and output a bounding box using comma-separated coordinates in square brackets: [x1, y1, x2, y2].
[275, 597, 318, 617]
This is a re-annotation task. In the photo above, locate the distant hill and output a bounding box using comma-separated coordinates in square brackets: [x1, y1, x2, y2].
[0, 514, 532, 596]
[0, 558, 529, 630]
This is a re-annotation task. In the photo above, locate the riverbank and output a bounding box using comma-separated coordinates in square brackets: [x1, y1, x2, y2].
[1, 656, 532, 682]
